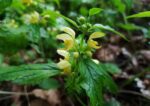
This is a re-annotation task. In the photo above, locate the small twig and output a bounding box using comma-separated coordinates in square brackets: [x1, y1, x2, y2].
[24, 86, 31, 106]
[121, 68, 148, 88]
[67, 97, 75, 106]
[0, 90, 33, 96]
[75, 94, 86, 106]
[119, 90, 150, 100]
[0, 95, 14, 101]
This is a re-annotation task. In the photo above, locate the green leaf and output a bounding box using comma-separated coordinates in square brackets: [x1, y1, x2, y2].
[42, 10, 79, 28]
[112, 0, 126, 13]
[24, 25, 41, 43]
[99, 63, 121, 74]
[53, 0, 60, 8]
[92, 24, 128, 41]
[127, 11, 150, 19]
[39, 78, 60, 90]
[124, 0, 133, 11]
[89, 8, 103, 16]
[118, 23, 142, 31]
[78, 58, 118, 106]
[104, 98, 121, 106]
[0, 0, 12, 12]
[98, 64, 118, 93]
[0, 63, 60, 85]
[0, 26, 28, 55]
[78, 58, 103, 106]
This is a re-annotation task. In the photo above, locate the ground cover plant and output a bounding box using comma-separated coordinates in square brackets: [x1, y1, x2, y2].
[0, 0, 150, 106]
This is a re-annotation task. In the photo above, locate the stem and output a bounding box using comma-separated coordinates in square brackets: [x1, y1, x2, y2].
[24, 86, 31, 106]
[0, 91, 33, 95]
[119, 90, 150, 100]
[39, 38, 46, 60]
[122, 12, 132, 38]
[75, 94, 86, 106]
[121, 68, 148, 88]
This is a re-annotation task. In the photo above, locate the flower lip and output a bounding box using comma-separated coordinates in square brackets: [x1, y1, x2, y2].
[56, 27, 76, 50]
[61, 27, 75, 38]
[57, 49, 70, 60]
[87, 32, 105, 49]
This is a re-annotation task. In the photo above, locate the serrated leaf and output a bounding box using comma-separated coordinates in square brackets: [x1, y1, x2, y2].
[78, 58, 103, 106]
[99, 63, 121, 74]
[78, 58, 118, 106]
[0, 63, 60, 85]
[89, 8, 102, 16]
[98, 65, 118, 93]
[127, 11, 150, 19]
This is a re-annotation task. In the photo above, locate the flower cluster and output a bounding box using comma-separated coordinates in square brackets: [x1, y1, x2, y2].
[56, 27, 105, 74]
[22, 11, 40, 24]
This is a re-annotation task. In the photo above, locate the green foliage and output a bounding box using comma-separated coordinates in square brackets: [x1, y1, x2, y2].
[70, 57, 118, 106]
[78, 58, 104, 106]
[127, 11, 150, 19]
[0, 0, 12, 12]
[0, 26, 28, 54]
[39, 78, 60, 90]
[89, 8, 103, 16]
[0, 63, 60, 85]
[105, 98, 121, 106]
[0, 0, 148, 105]
[112, 0, 126, 13]
[92, 24, 128, 41]
[43, 10, 79, 28]
[99, 63, 121, 74]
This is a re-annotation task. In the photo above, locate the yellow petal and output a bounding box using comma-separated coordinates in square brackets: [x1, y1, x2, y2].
[56, 34, 72, 41]
[87, 39, 101, 49]
[89, 32, 105, 39]
[64, 40, 74, 50]
[57, 50, 70, 60]
[61, 27, 75, 38]
[92, 59, 99, 64]
[63, 67, 71, 75]
[57, 59, 71, 70]
[56, 34, 74, 50]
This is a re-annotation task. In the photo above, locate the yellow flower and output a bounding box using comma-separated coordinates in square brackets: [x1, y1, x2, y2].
[7, 19, 18, 28]
[61, 27, 75, 38]
[22, 0, 33, 6]
[23, 11, 40, 24]
[29, 11, 40, 24]
[56, 27, 75, 50]
[57, 59, 71, 74]
[87, 32, 105, 49]
[57, 49, 70, 60]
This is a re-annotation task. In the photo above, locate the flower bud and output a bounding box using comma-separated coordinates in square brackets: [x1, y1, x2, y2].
[78, 16, 86, 24]
[73, 52, 79, 58]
